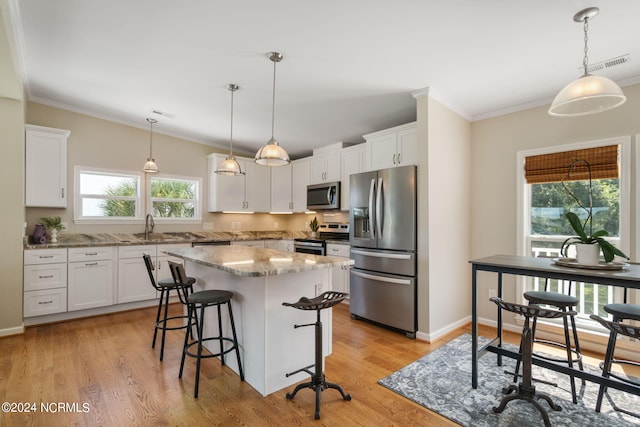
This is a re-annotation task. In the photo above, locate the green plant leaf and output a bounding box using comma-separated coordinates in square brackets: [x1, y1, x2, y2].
[565, 212, 588, 242]
[596, 238, 629, 262]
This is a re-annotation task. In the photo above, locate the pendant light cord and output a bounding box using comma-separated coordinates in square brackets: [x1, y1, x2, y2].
[147, 117, 156, 158]
[230, 87, 234, 155]
[271, 58, 277, 140]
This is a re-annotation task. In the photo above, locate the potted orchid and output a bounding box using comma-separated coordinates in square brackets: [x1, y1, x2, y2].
[40, 216, 65, 243]
[559, 159, 628, 264]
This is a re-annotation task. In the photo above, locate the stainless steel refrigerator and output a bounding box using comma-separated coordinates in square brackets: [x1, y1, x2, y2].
[349, 165, 417, 338]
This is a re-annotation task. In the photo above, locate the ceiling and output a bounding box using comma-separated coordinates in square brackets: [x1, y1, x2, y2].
[6, 0, 640, 159]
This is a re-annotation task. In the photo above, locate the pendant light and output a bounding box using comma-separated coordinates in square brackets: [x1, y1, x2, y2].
[215, 84, 245, 176]
[254, 51, 291, 166]
[548, 7, 626, 117]
[143, 117, 159, 173]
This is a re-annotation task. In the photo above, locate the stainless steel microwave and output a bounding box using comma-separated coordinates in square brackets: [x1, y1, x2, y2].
[307, 182, 340, 210]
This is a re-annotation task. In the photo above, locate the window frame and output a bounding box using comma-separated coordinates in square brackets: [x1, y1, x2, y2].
[146, 173, 202, 224]
[74, 166, 145, 224]
[516, 136, 632, 330]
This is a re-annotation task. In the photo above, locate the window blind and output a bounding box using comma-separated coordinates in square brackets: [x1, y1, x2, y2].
[524, 145, 619, 184]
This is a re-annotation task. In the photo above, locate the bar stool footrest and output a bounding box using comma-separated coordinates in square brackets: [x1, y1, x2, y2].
[184, 336, 238, 360]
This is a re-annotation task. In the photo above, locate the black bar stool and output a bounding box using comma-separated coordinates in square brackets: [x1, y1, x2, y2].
[515, 279, 584, 403]
[491, 297, 576, 427]
[169, 261, 244, 398]
[282, 291, 351, 420]
[143, 254, 195, 361]
[590, 303, 640, 417]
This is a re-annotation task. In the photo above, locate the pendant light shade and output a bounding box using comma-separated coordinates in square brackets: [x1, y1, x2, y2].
[255, 52, 290, 166]
[143, 117, 159, 173]
[548, 7, 626, 117]
[216, 84, 245, 176]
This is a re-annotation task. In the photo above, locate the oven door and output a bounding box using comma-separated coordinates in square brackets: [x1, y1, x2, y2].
[294, 240, 325, 255]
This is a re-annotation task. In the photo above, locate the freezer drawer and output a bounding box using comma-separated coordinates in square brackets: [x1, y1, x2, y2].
[350, 248, 415, 277]
[349, 268, 416, 334]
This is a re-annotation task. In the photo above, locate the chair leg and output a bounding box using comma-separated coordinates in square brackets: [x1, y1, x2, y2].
[562, 313, 577, 403]
[217, 303, 225, 366]
[152, 288, 165, 349]
[179, 304, 193, 379]
[596, 329, 618, 412]
[513, 315, 530, 382]
[159, 287, 171, 361]
[194, 304, 206, 398]
[227, 301, 244, 380]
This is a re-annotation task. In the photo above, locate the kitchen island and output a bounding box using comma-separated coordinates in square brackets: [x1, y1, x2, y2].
[164, 245, 354, 396]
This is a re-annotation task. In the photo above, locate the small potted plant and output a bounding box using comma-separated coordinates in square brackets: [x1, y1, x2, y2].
[309, 216, 319, 237]
[40, 216, 65, 243]
[560, 159, 628, 264]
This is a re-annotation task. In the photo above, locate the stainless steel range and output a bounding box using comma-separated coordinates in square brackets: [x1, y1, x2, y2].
[294, 223, 349, 255]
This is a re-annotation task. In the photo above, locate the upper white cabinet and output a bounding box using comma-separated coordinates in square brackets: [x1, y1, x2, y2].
[309, 151, 341, 184]
[271, 158, 310, 213]
[365, 122, 417, 171]
[208, 154, 271, 213]
[25, 124, 70, 207]
[291, 158, 310, 212]
[340, 144, 366, 211]
[270, 163, 293, 213]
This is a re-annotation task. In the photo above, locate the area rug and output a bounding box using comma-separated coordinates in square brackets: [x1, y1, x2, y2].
[378, 334, 640, 426]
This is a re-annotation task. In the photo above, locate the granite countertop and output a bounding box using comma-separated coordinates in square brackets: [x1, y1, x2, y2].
[164, 245, 354, 277]
[24, 230, 312, 249]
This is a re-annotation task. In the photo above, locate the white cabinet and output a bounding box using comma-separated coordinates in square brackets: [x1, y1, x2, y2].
[292, 158, 310, 212]
[67, 247, 115, 311]
[340, 144, 366, 211]
[270, 163, 293, 213]
[365, 122, 417, 171]
[265, 239, 294, 252]
[208, 154, 271, 212]
[24, 248, 68, 317]
[25, 124, 70, 207]
[232, 240, 265, 248]
[117, 245, 158, 303]
[309, 151, 341, 184]
[326, 243, 350, 297]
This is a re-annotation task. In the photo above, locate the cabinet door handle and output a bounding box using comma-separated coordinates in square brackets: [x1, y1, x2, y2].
[397, 152, 401, 164]
[39, 255, 54, 259]
[61, 188, 65, 199]
[85, 262, 98, 266]
[392, 154, 396, 164]
[38, 275, 54, 279]
[39, 300, 54, 305]
[85, 252, 98, 256]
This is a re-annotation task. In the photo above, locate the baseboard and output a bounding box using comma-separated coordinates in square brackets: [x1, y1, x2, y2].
[0, 324, 25, 337]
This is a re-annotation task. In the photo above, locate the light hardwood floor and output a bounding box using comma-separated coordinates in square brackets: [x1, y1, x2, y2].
[0, 303, 616, 426]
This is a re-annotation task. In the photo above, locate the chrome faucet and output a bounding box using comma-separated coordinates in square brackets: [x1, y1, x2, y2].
[145, 213, 155, 240]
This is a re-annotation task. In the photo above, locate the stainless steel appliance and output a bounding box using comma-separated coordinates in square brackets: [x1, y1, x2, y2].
[349, 165, 417, 338]
[294, 223, 349, 255]
[307, 182, 340, 210]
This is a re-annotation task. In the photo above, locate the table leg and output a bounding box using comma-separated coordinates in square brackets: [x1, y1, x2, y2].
[472, 264, 478, 389]
[497, 272, 503, 367]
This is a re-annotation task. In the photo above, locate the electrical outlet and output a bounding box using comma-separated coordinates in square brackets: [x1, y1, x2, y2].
[203, 222, 213, 230]
[274, 222, 279, 229]
[231, 222, 237, 230]
[237, 222, 241, 230]
[488, 289, 497, 299]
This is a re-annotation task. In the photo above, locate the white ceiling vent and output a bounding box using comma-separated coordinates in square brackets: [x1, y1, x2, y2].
[580, 54, 630, 73]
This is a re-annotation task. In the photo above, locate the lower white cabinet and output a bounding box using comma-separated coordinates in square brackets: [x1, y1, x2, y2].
[24, 248, 68, 317]
[326, 243, 350, 296]
[156, 244, 192, 285]
[117, 245, 158, 304]
[232, 240, 265, 248]
[67, 247, 115, 311]
[265, 239, 294, 252]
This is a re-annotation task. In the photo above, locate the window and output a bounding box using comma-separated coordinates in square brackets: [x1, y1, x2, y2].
[148, 175, 201, 222]
[74, 166, 143, 222]
[517, 137, 631, 326]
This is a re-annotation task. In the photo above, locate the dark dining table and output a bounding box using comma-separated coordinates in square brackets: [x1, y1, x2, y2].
[470, 254, 640, 395]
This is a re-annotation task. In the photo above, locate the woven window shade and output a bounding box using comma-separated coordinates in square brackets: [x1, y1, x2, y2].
[524, 145, 619, 184]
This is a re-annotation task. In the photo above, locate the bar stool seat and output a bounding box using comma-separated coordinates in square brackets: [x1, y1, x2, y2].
[283, 291, 351, 420]
[515, 288, 584, 403]
[143, 254, 196, 361]
[591, 303, 640, 416]
[170, 262, 244, 399]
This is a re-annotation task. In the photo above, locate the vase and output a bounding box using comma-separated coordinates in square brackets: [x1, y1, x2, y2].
[310, 231, 318, 238]
[50, 228, 58, 243]
[575, 243, 600, 265]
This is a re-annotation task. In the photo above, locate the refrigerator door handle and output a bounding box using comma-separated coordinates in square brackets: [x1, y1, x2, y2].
[368, 178, 376, 239]
[352, 270, 412, 285]
[376, 177, 383, 239]
[351, 249, 413, 260]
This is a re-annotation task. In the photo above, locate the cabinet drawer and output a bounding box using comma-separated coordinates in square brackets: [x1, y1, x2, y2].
[24, 248, 67, 264]
[118, 245, 157, 259]
[326, 244, 350, 258]
[24, 288, 67, 317]
[232, 240, 265, 248]
[24, 263, 67, 291]
[68, 246, 114, 262]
